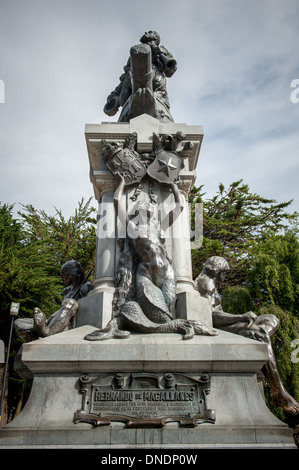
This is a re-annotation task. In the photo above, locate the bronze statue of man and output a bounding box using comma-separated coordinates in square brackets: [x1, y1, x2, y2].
[194, 256, 299, 414]
[103, 30, 177, 122]
[14, 260, 94, 341]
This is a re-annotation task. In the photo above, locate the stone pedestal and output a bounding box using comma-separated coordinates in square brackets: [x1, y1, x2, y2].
[76, 290, 114, 329]
[80, 114, 207, 330]
[0, 326, 295, 448]
[1, 113, 296, 450]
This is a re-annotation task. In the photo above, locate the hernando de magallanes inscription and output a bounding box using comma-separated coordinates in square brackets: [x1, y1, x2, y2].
[74, 372, 215, 427]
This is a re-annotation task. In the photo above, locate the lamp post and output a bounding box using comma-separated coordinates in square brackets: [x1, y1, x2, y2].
[0, 302, 20, 424]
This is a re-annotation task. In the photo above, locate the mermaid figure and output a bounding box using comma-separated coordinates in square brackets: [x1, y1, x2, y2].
[85, 204, 217, 341]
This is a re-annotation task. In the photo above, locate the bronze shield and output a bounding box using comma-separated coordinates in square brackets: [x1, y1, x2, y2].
[104, 147, 147, 185]
[147, 150, 184, 184]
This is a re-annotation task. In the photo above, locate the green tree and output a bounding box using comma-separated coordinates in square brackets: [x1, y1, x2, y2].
[246, 229, 299, 420]
[0, 202, 62, 423]
[0, 203, 62, 323]
[256, 304, 299, 420]
[247, 231, 299, 316]
[189, 182, 299, 420]
[221, 285, 254, 315]
[190, 180, 296, 287]
[0, 198, 97, 423]
[19, 197, 97, 274]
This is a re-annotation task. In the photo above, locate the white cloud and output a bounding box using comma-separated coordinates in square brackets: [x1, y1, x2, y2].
[0, 0, 298, 218]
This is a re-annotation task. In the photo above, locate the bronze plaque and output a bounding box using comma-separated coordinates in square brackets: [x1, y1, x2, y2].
[74, 372, 215, 428]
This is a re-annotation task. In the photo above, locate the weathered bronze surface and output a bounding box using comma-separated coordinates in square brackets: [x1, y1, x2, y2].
[85, 209, 218, 341]
[14, 261, 94, 341]
[194, 256, 299, 415]
[85, 127, 218, 342]
[74, 372, 215, 428]
[103, 31, 177, 122]
[101, 133, 147, 185]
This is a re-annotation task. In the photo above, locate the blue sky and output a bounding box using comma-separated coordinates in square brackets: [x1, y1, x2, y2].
[0, 0, 298, 218]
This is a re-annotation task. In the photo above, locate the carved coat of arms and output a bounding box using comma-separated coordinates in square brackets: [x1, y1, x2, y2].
[146, 149, 184, 185]
[101, 138, 147, 185]
[101, 131, 188, 188]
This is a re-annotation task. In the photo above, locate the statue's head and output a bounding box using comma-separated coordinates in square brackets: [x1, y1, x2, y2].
[140, 31, 160, 46]
[203, 256, 230, 281]
[128, 202, 165, 241]
[60, 260, 84, 286]
[127, 202, 167, 261]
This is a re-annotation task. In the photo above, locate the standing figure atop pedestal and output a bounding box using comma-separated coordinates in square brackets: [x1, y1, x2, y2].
[14, 260, 94, 342]
[194, 256, 299, 415]
[103, 30, 177, 122]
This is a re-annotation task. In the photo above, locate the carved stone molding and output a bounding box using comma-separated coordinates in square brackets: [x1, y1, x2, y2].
[177, 177, 195, 195]
[91, 172, 118, 201]
[85, 115, 204, 201]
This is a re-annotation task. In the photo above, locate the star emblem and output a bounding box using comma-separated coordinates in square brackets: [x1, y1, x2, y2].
[157, 157, 177, 177]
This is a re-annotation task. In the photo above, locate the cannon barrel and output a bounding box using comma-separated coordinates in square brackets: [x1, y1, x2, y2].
[130, 43, 153, 95]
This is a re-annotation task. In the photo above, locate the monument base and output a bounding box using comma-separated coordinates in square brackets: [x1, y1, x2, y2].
[0, 326, 295, 448]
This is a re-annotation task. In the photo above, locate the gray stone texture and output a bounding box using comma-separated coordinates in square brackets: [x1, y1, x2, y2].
[0, 326, 295, 448]
[1, 115, 296, 449]
[84, 115, 206, 329]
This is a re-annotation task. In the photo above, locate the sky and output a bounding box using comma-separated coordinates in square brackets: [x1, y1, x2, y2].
[0, 0, 299, 219]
